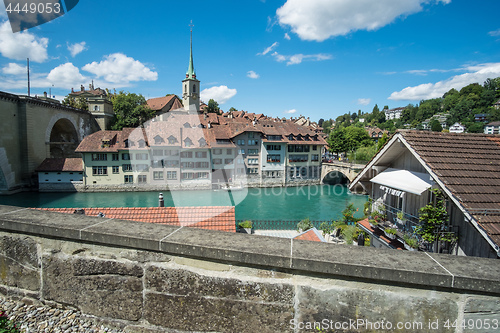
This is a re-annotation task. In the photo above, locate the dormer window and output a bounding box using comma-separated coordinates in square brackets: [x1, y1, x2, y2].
[124, 139, 130, 148]
[168, 135, 178, 144]
[138, 139, 146, 148]
[154, 135, 164, 145]
[199, 138, 207, 147]
[184, 138, 193, 147]
[183, 122, 191, 128]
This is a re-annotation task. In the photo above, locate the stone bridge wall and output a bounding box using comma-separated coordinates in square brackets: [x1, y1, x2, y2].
[0, 205, 499, 332]
[321, 162, 365, 183]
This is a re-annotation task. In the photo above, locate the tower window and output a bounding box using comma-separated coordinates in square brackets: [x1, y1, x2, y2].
[193, 84, 196, 93]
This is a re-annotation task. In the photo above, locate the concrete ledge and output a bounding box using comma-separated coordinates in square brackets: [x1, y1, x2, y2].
[0, 204, 499, 295]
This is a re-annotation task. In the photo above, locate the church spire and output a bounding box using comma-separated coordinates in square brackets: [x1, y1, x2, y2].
[186, 21, 196, 79]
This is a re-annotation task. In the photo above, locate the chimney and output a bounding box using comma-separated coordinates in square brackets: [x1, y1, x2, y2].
[89, 84, 92, 90]
[81, 85, 84, 91]
[71, 87, 74, 93]
[159, 193, 164, 207]
[43, 91, 47, 98]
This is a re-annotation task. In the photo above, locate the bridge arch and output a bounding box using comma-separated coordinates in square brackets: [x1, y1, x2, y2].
[46, 115, 80, 158]
[322, 170, 350, 185]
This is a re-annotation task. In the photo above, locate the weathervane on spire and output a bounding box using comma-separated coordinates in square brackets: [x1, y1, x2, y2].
[186, 20, 196, 79]
[189, 20, 194, 32]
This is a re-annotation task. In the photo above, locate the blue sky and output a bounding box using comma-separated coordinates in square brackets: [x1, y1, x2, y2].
[0, 0, 499, 121]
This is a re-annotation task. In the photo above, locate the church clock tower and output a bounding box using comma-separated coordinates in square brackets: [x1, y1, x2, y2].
[182, 24, 200, 112]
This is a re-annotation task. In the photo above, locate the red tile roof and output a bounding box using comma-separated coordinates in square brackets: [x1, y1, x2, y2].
[400, 130, 500, 246]
[293, 227, 326, 242]
[36, 158, 83, 172]
[146, 95, 181, 112]
[35, 206, 236, 232]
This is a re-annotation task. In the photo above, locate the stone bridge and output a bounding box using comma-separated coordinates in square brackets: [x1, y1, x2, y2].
[321, 161, 366, 184]
[0, 91, 99, 193]
[0, 205, 499, 332]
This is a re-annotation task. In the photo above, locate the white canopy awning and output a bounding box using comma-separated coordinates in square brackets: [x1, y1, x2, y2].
[370, 168, 433, 195]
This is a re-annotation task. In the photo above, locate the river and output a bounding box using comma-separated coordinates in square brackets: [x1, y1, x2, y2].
[0, 184, 367, 222]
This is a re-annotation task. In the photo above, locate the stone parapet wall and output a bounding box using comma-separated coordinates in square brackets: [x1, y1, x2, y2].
[0, 205, 499, 332]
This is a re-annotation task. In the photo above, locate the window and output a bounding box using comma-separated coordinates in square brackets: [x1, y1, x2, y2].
[112, 153, 119, 161]
[267, 135, 281, 141]
[122, 153, 130, 160]
[237, 168, 245, 174]
[213, 149, 222, 155]
[92, 153, 107, 161]
[184, 138, 193, 147]
[312, 145, 318, 151]
[225, 159, 233, 165]
[153, 171, 163, 180]
[248, 168, 258, 174]
[311, 154, 319, 162]
[123, 164, 132, 172]
[213, 158, 222, 165]
[248, 158, 258, 165]
[168, 135, 178, 144]
[152, 160, 163, 168]
[196, 172, 209, 179]
[138, 140, 146, 148]
[238, 149, 245, 155]
[180, 151, 193, 158]
[94, 105, 100, 111]
[195, 151, 207, 158]
[199, 138, 207, 147]
[112, 166, 119, 174]
[247, 149, 258, 155]
[182, 172, 194, 180]
[237, 158, 244, 164]
[165, 160, 179, 167]
[237, 139, 245, 145]
[152, 150, 164, 156]
[154, 135, 164, 145]
[195, 162, 209, 168]
[181, 162, 195, 169]
[124, 175, 133, 183]
[266, 145, 281, 151]
[226, 149, 233, 155]
[133, 164, 149, 172]
[167, 171, 177, 180]
[267, 155, 281, 163]
[248, 132, 255, 139]
[289, 155, 308, 162]
[138, 175, 147, 183]
[248, 140, 258, 145]
[304, 145, 310, 152]
[135, 153, 148, 160]
[124, 139, 130, 148]
[92, 166, 107, 175]
[166, 149, 179, 156]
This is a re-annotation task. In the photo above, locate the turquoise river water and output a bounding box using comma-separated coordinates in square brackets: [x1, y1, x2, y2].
[0, 185, 367, 222]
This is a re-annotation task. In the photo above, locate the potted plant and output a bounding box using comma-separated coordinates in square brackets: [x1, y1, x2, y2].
[403, 235, 419, 251]
[368, 219, 378, 229]
[384, 227, 397, 240]
[238, 220, 252, 234]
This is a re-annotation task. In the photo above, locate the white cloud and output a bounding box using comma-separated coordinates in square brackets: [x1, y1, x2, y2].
[68, 41, 87, 57]
[0, 21, 48, 62]
[2, 63, 26, 75]
[489, 29, 500, 37]
[358, 98, 371, 106]
[272, 51, 332, 65]
[82, 53, 158, 84]
[247, 70, 260, 79]
[258, 42, 279, 56]
[284, 33, 291, 40]
[389, 62, 500, 101]
[47, 63, 87, 88]
[200, 85, 237, 104]
[284, 109, 297, 114]
[276, 0, 451, 42]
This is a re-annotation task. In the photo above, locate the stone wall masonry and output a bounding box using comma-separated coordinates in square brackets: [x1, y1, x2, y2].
[0, 204, 499, 332]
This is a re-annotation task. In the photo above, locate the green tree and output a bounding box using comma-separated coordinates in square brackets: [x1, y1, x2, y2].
[430, 119, 442, 132]
[62, 96, 88, 110]
[344, 127, 372, 152]
[467, 122, 484, 133]
[206, 99, 220, 114]
[377, 132, 389, 150]
[327, 128, 347, 156]
[110, 91, 154, 130]
[229, 107, 238, 112]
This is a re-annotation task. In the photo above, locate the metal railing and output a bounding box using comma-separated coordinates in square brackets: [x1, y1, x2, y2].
[236, 220, 325, 230]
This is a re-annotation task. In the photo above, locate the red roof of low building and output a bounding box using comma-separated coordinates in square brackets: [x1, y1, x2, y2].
[35, 206, 236, 232]
[36, 158, 83, 172]
[293, 227, 326, 242]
